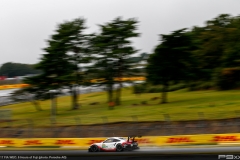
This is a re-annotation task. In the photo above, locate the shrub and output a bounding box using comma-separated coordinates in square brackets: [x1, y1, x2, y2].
[215, 67, 240, 90]
[147, 87, 162, 93]
[168, 83, 187, 92]
[133, 83, 148, 94]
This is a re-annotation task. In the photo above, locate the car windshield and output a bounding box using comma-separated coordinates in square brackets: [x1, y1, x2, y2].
[104, 139, 114, 143]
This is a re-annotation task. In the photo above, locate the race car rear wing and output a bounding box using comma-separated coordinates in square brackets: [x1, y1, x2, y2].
[127, 136, 142, 142]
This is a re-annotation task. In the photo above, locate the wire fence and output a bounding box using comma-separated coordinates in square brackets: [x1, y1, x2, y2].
[0, 87, 105, 107]
[1, 111, 240, 138]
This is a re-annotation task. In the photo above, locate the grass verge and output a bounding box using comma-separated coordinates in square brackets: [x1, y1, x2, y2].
[1, 88, 240, 126]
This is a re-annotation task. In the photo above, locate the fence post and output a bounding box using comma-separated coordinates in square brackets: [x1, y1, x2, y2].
[197, 112, 206, 134]
[74, 117, 81, 137]
[7, 119, 12, 137]
[102, 117, 108, 137]
[50, 117, 57, 138]
[163, 114, 171, 135]
[50, 117, 56, 126]
[131, 115, 139, 136]
[27, 119, 34, 138]
[235, 110, 240, 132]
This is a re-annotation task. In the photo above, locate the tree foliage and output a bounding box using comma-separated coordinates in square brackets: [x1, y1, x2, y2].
[0, 62, 41, 78]
[6, 13, 240, 109]
[190, 14, 240, 89]
[23, 17, 91, 110]
[90, 17, 140, 106]
[146, 29, 197, 103]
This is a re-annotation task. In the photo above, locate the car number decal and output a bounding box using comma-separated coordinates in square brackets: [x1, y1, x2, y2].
[102, 144, 107, 148]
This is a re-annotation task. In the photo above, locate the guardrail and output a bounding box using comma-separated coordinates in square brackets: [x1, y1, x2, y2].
[0, 133, 240, 148]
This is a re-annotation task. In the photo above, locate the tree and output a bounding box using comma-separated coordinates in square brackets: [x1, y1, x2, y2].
[11, 86, 43, 111]
[0, 62, 41, 78]
[190, 14, 240, 89]
[22, 51, 74, 113]
[146, 29, 194, 103]
[192, 14, 235, 80]
[23, 17, 91, 110]
[90, 17, 140, 107]
[49, 18, 92, 110]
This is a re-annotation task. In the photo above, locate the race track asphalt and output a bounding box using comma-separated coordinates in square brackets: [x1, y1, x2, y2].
[1, 147, 240, 160]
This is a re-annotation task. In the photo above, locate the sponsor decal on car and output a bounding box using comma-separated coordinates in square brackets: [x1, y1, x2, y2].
[102, 144, 107, 148]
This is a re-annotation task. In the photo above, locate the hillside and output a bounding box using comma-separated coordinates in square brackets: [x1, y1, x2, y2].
[1, 88, 240, 127]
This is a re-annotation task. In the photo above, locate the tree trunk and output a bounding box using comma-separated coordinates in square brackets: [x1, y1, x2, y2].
[31, 100, 42, 111]
[52, 95, 58, 115]
[107, 84, 114, 109]
[115, 82, 122, 105]
[108, 85, 113, 102]
[71, 86, 80, 110]
[160, 84, 168, 104]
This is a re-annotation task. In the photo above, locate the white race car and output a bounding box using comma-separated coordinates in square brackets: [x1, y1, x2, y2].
[88, 136, 140, 152]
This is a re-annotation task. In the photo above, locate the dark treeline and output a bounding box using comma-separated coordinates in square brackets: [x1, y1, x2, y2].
[190, 14, 240, 90]
[145, 14, 240, 103]
[10, 13, 240, 109]
[0, 62, 41, 78]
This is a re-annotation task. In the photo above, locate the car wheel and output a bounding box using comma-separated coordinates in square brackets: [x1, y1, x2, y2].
[90, 145, 99, 152]
[116, 144, 123, 152]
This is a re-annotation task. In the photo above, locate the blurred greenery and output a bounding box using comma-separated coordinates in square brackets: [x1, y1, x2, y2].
[2, 88, 240, 127]
[146, 14, 240, 103]
[3, 14, 240, 123]
[0, 62, 41, 78]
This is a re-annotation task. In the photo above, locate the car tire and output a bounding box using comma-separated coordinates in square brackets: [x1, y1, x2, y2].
[90, 145, 99, 152]
[116, 144, 123, 152]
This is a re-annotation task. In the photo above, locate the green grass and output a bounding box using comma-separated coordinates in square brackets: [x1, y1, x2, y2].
[1, 87, 240, 127]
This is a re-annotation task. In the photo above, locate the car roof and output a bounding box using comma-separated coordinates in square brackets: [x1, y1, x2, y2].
[108, 137, 125, 140]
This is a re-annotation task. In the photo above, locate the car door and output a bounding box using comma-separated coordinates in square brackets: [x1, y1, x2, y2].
[105, 139, 122, 150]
[102, 139, 115, 150]
[111, 139, 121, 149]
